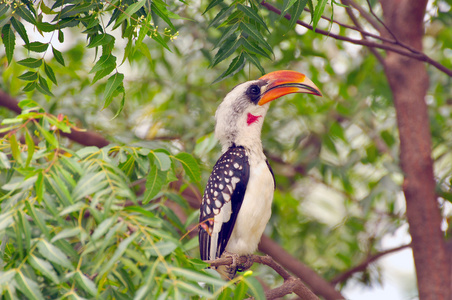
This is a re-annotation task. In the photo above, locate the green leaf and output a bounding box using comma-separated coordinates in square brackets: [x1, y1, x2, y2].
[92, 217, 117, 240]
[26, 201, 50, 239]
[24, 129, 34, 167]
[35, 122, 59, 148]
[244, 52, 265, 75]
[174, 152, 200, 182]
[2, 24, 15, 65]
[237, 4, 269, 32]
[15, 4, 37, 25]
[151, 31, 171, 51]
[151, 151, 172, 171]
[172, 280, 213, 298]
[75, 271, 97, 296]
[113, 0, 146, 29]
[9, 134, 22, 165]
[87, 33, 115, 48]
[107, 8, 121, 28]
[17, 58, 43, 68]
[103, 73, 124, 108]
[37, 239, 74, 270]
[313, 0, 328, 30]
[281, 0, 299, 14]
[170, 267, 226, 287]
[143, 164, 167, 203]
[0, 4, 9, 16]
[36, 21, 57, 32]
[0, 210, 14, 231]
[58, 29, 64, 43]
[44, 62, 57, 84]
[23, 81, 37, 92]
[28, 255, 60, 284]
[240, 22, 273, 54]
[241, 37, 271, 59]
[112, 92, 125, 119]
[148, 241, 178, 257]
[52, 47, 65, 66]
[0, 270, 16, 286]
[209, 6, 234, 28]
[233, 280, 248, 300]
[36, 172, 45, 203]
[99, 232, 138, 275]
[243, 277, 265, 300]
[72, 171, 107, 201]
[203, 0, 223, 14]
[288, 0, 308, 29]
[24, 41, 49, 53]
[152, 1, 175, 31]
[18, 71, 38, 81]
[90, 54, 116, 74]
[212, 52, 246, 84]
[92, 65, 115, 84]
[0, 152, 11, 169]
[53, 3, 97, 20]
[51, 227, 81, 243]
[15, 271, 45, 300]
[11, 18, 29, 45]
[211, 35, 241, 67]
[214, 22, 240, 49]
[37, 75, 54, 96]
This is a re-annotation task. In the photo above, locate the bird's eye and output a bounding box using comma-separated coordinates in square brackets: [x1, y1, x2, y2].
[249, 85, 260, 95]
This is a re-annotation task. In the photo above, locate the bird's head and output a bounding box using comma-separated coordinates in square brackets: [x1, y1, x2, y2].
[215, 70, 322, 152]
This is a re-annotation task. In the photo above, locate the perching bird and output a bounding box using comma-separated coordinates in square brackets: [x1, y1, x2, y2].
[198, 70, 321, 279]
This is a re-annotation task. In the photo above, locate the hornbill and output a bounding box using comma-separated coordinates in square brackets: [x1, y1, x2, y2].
[198, 70, 322, 279]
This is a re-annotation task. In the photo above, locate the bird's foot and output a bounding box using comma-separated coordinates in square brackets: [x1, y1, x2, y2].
[218, 251, 241, 280]
[237, 254, 254, 272]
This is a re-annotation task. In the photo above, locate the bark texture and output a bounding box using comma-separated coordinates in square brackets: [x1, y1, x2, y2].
[379, 1, 450, 299]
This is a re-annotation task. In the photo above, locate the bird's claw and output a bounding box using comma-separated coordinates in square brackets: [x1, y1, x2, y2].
[237, 254, 254, 272]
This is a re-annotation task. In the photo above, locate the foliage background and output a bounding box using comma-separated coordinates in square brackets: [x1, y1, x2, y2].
[1, 0, 452, 299]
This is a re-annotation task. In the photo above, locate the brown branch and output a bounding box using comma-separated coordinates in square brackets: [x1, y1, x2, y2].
[0, 90, 22, 114]
[341, 0, 383, 32]
[303, 7, 392, 45]
[330, 243, 411, 284]
[260, 1, 452, 77]
[207, 255, 319, 300]
[0, 90, 111, 148]
[258, 235, 344, 300]
[342, 1, 385, 65]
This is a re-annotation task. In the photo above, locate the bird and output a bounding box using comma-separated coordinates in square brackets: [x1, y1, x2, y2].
[198, 70, 322, 279]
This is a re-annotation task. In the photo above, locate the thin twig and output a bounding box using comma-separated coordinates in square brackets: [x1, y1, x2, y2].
[260, 0, 452, 77]
[341, 0, 383, 32]
[330, 243, 411, 284]
[342, 0, 385, 65]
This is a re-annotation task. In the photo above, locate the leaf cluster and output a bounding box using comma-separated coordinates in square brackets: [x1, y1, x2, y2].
[0, 102, 266, 299]
[0, 0, 183, 117]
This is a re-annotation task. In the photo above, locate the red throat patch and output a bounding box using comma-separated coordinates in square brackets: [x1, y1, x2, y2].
[247, 113, 262, 126]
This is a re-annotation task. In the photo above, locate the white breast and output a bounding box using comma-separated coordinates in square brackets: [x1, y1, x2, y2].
[225, 157, 274, 255]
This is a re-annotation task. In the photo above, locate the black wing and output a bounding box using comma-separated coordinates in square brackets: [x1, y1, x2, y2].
[198, 146, 250, 261]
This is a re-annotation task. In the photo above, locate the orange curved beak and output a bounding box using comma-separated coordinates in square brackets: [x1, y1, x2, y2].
[258, 70, 322, 106]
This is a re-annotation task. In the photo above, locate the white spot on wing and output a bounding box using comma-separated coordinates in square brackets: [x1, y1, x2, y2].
[222, 192, 231, 202]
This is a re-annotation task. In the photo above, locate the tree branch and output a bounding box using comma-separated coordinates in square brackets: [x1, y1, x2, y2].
[258, 235, 344, 300]
[330, 244, 411, 284]
[341, 0, 385, 65]
[341, 0, 383, 33]
[260, 1, 452, 77]
[0, 90, 110, 148]
[206, 255, 319, 300]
